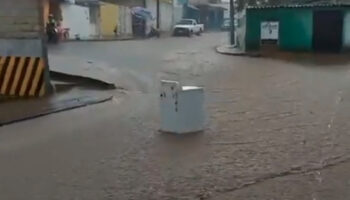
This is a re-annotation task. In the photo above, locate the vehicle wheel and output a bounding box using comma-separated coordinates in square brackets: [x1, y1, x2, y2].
[187, 30, 193, 37]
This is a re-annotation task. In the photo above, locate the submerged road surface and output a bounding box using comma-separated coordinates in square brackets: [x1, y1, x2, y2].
[1, 32, 350, 199]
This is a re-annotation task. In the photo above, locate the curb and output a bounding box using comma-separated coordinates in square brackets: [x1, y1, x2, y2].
[65, 37, 135, 42]
[215, 46, 246, 56]
[215, 46, 261, 57]
[0, 95, 113, 127]
[64, 33, 173, 42]
[50, 71, 117, 90]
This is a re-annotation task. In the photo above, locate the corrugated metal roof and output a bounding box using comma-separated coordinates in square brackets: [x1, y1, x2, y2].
[248, 3, 350, 10]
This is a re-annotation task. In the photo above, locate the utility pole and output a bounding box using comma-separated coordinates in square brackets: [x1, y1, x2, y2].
[230, 0, 235, 45]
[157, 0, 160, 29]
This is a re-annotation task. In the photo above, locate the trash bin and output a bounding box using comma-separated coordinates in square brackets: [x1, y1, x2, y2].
[160, 80, 205, 134]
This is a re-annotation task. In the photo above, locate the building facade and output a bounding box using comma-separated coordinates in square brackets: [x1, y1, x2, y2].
[145, 0, 174, 32]
[61, 2, 95, 39]
[186, 0, 226, 30]
[238, 3, 350, 52]
[100, 2, 119, 37]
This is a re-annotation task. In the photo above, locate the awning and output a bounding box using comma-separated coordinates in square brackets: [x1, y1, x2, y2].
[131, 7, 154, 20]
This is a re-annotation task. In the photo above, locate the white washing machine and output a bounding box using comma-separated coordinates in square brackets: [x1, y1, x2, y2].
[160, 80, 205, 134]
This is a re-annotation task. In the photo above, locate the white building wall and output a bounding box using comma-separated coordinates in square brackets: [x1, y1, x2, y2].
[89, 6, 101, 38]
[118, 6, 133, 36]
[173, 0, 185, 24]
[145, 0, 156, 35]
[173, 0, 184, 24]
[90, 23, 97, 37]
[343, 11, 350, 49]
[159, 2, 173, 31]
[146, 0, 174, 32]
[146, 0, 157, 20]
[61, 3, 92, 40]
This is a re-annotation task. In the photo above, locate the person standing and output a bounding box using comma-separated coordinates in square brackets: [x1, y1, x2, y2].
[46, 14, 58, 43]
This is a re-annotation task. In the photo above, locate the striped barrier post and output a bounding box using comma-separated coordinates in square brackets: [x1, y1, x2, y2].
[0, 56, 47, 97]
[0, 0, 51, 99]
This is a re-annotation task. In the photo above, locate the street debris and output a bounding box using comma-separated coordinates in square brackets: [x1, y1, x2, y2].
[160, 80, 204, 134]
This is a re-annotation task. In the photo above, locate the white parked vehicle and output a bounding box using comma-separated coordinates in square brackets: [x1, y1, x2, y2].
[173, 19, 204, 37]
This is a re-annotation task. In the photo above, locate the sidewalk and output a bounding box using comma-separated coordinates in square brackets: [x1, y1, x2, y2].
[216, 45, 246, 55]
[66, 35, 134, 42]
[0, 87, 113, 127]
[0, 65, 118, 126]
[65, 32, 171, 42]
[216, 44, 261, 57]
[48, 54, 117, 89]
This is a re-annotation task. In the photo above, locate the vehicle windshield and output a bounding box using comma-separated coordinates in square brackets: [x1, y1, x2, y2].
[177, 19, 193, 25]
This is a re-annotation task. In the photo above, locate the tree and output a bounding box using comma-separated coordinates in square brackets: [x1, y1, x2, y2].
[236, 0, 246, 10]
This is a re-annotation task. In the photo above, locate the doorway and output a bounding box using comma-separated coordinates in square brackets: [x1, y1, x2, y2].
[313, 10, 343, 52]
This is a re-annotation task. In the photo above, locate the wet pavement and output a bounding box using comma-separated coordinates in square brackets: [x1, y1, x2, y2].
[0, 91, 112, 126]
[1, 32, 350, 199]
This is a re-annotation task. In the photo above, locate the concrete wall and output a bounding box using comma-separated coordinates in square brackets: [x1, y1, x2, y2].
[0, 0, 42, 39]
[160, 2, 174, 31]
[0, 0, 44, 57]
[146, 0, 174, 32]
[90, 23, 98, 37]
[0, 39, 43, 57]
[117, 6, 133, 36]
[173, 2, 184, 24]
[0, 0, 51, 96]
[61, 3, 92, 39]
[89, 6, 101, 38]
[100, 2, 118, 37]
[146, 0, 157, 20]
[145, 0, 157, 34]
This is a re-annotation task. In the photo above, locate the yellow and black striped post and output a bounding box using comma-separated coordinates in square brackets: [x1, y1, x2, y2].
[0, 56, 47, 97]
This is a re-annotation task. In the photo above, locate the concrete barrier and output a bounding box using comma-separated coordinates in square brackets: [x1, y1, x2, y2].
[0, 56, 46, 97]
[0, 0, 50, 98]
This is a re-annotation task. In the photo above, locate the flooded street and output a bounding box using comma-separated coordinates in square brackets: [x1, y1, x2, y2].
[1, 32, 350, 199]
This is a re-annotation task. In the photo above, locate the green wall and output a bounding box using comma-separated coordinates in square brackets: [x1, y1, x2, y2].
[245, 8, 313, 51]
[343, 10, 350, 49]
